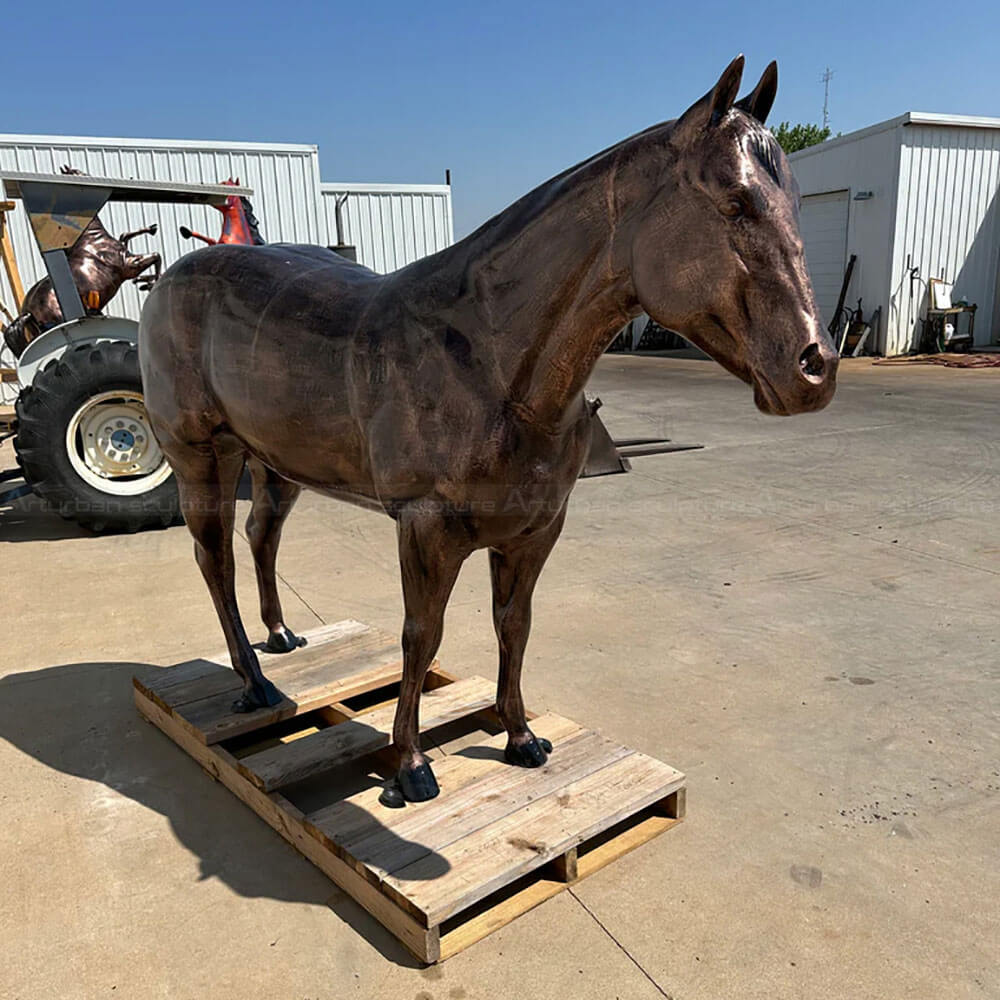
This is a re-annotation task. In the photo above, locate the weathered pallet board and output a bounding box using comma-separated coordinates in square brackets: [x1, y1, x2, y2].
[238, 676, 498, 792]
[136, 619, 405, 744]
[133, 621, 686, 963]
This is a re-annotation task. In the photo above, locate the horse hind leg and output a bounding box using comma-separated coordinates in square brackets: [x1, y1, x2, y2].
[245, 457, 303, 654]
[127, 252, 161, 290]
[171, 440, 281, 711]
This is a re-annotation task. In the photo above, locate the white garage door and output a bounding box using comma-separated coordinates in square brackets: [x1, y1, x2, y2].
[799, 190, 849, 328]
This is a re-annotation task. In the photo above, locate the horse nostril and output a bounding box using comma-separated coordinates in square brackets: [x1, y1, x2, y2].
[799, 343, 826, 381]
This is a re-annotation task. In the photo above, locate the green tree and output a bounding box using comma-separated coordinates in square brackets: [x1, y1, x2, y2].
[771, 122, 831, 154]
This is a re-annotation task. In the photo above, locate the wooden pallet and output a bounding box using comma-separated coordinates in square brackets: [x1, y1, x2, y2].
[133, 621, 686, 963]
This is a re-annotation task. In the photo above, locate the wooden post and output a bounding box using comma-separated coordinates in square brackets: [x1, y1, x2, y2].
[0, 201, 26, 317]
[549, 847, 578, 883]
[662, 787, 686, 819]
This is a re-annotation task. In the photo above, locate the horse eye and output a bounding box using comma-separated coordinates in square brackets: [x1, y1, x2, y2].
[720, 198, 744, 218]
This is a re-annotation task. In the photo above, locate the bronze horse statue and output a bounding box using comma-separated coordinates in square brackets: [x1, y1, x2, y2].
[3, 167, 161, 357]
[139, 57, 838, 805]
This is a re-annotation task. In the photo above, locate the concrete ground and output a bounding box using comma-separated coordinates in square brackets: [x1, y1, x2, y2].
[1, 355, 998, 1000]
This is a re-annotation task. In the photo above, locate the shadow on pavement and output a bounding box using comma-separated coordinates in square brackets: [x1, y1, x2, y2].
[0, 658, 447, 967]
[0, 466, 252, 542]
[0, 497, 96, 542]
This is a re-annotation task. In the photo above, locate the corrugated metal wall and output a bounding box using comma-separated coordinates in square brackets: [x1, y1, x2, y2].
[889, 125, 1000, 354]
[0, 133, 323, 325]
[320, 183, 454, 273]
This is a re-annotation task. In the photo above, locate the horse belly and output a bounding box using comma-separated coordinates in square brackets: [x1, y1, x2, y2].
[201, 312, 377, 499]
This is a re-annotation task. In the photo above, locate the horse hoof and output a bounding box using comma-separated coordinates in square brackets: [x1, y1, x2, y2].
[231, 694, 258, 713]
[378, 780, 406, 809]
[398, 762, 440, 802]
[504, 735, 553, 768]
[231, 677, 283, 713]
[264, 626, 304, 654]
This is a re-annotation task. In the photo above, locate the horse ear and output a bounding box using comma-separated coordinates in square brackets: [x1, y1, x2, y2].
[674, 55, 745, 138]
[736, 61, 778, 124]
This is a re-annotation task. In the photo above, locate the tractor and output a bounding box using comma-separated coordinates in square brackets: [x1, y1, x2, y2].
[0, 170, 255, 532]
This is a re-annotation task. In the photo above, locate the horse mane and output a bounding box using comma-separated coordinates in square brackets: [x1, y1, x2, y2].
[743, 120, 783, 185]
[239, 196, 266, 245]
[430, 107, 784, 271]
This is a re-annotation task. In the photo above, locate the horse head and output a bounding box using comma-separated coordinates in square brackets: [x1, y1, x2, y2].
[211, 177, 243, 217]
[628, 57, 837, 416]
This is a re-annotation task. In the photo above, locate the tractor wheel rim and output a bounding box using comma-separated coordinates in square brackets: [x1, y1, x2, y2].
[66, 391, 172, 496]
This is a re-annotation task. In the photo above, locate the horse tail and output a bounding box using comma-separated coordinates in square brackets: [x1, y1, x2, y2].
[2, 313, 37, 359]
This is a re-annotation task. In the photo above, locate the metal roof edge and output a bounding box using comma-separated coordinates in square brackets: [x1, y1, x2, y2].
[789, 111, 1000, 162]
[903, 111, 1000, 129]
[321, 181, 452, 195]
[788, 114, 910, 161]
[0, 132, 318, 155]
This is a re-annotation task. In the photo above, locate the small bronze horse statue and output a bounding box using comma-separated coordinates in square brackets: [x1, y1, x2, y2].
[177, 178, 265, 247]
[140, 57, 838, 804]
[3, 167, 161, 357]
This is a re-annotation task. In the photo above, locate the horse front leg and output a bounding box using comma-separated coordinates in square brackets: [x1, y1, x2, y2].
[179, 226, 217, 246]
[490, 502, 568, 767]
[382, 508, 468, 806]
[118, 222, 158, 246]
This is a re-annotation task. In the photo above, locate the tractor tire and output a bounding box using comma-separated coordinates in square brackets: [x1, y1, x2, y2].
[14, 340, 180, 533]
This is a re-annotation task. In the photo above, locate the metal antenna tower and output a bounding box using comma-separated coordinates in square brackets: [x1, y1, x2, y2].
[822, 67, 834, 129]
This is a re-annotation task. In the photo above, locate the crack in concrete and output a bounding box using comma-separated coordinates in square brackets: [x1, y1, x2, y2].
[232, 522, 327, 627]
[568, 887, 674, 999]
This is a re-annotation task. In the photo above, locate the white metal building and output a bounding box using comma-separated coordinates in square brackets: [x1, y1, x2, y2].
[321, 183, 453, 273]
[790, 113, 1000, 355]
[0, 133, 454, 323]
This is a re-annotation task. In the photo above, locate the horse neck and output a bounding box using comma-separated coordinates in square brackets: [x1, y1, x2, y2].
[408, 142, 646, 429]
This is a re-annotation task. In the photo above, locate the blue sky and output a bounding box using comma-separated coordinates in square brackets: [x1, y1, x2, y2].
[6, 0, 1000, 236]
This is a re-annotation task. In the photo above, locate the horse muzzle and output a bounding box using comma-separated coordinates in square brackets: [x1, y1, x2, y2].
[752, 340, 838, 416]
